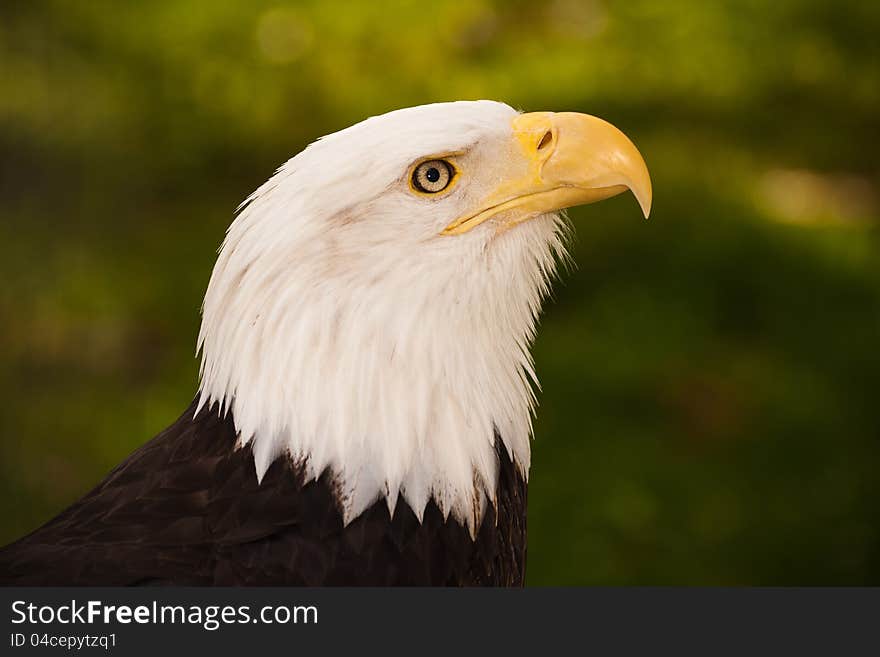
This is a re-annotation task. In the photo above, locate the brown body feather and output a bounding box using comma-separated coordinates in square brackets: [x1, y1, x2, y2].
[0, 401, 527, 586]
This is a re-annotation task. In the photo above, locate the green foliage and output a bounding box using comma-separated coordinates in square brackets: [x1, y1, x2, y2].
[1, 0, 878, 583]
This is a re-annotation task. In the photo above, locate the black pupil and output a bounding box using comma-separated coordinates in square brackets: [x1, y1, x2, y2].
[425, 166, 441, 183]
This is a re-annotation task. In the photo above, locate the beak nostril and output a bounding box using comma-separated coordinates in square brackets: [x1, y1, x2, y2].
[536, 129, 554, 152]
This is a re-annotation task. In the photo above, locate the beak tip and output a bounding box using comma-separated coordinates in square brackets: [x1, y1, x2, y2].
[634, 188, 652, 219]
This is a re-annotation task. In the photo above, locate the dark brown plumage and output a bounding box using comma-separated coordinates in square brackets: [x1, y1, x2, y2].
[0, 400, 527, 586]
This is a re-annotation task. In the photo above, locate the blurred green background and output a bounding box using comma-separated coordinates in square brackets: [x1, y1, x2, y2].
[1, 0, 878, 584]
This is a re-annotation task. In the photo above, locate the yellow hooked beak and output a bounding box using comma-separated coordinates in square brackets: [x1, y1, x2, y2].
[441, 112, 652, 235]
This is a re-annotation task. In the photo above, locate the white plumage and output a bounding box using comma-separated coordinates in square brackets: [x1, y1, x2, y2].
[197, 101, 570, 534]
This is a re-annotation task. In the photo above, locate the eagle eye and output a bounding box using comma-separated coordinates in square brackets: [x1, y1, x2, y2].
[412, 159, 454, 194]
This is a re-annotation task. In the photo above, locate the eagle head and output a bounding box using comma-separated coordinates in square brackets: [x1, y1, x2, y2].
[197, 100, 651, 533]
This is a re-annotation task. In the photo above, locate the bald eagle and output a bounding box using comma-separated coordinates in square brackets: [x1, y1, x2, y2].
[0, 101, 650, 586]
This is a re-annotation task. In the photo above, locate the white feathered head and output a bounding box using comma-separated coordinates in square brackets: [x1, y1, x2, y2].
[197, 100, 651, 533]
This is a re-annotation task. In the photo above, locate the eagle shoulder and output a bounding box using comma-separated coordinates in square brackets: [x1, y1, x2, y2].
[0, 401, 526, 586]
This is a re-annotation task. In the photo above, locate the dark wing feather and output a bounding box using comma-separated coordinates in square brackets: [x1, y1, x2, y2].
[0, 400, 527, 586]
